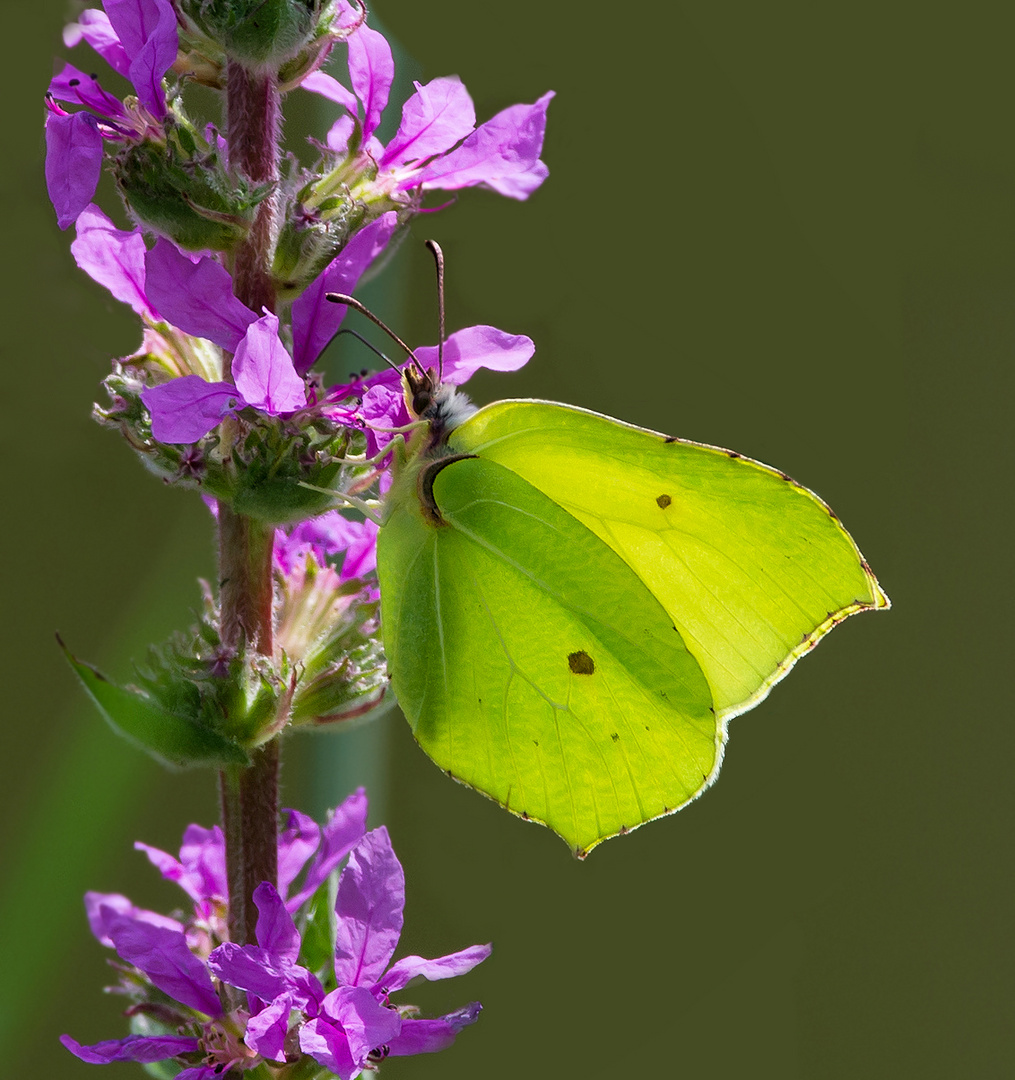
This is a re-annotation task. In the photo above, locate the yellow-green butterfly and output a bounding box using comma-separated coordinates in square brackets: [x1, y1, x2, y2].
[333, 271, 888, 857]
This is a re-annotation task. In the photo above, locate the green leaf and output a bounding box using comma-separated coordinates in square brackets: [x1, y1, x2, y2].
[60, 639, 250, 769]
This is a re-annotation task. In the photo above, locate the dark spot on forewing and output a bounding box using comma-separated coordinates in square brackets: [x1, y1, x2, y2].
[568, 650, 595, 675]
[611, 733, 619, 742]
[656, 493, 672, 509]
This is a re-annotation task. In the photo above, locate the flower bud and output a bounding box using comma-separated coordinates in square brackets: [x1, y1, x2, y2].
[177, 0, 322, 69]
[272, 196, 365, 299]
[112, 114, 265, 251]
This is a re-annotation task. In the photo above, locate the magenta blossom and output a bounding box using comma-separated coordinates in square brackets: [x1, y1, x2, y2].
[69, 205, 401, 443]
[275, 512, 378, 581]
[46, 0, 178, 228]
[301, 6, 552, 213]
[63, 800, 488, 1079]
[208, 827, 490, 1079]
[134, 789, 368, 920]
[324, 324, 535, 457]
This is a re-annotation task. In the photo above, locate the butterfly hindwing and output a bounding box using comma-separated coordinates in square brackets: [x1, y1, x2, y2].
[378, 454, 719, 855]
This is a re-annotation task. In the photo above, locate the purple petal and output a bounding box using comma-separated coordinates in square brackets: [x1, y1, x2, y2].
[232, 313, 306, 415]
[278, 809, 321, 897]
[144, 240, 256, 351]
[300, 1017, 357, 1080]
[244, 995, 291, 1062]
[291, 213, 398, 374]
[175, 1069, 222, 1080]
[416, 91, 553, 199]
[381, 76, 475, 169]
[49, 61, 126, 118]
[85, 891, 183, 947]
[64, 10, 131, 79]
[414, 325, 535, 385]
[274, 514, 377, 578]
[61, 1033, 199, 1064]
[45, 112, 103, 230]
[321, 985, 402, 1062]
[351, 382, 408, 458]
[71, 205, 156, 319]
[208, 944, 324, 1013]
[288, 789, 369, 912]
[208, 943, 289, 1002]
[141, 376, 240, 443]
[178, 823, 228, 901]
[339, 519, 379, 580]
[105, 0, 178, 117]
[386, 1003, 482, 1056]
[134, 841, 187, 890]
[254, 882, 301, 963]
[107, 914, 222, 1016]
[326, 113, 356, 153]
[333, 827, 404, 988]
[302, 69, 358, 114]
[347, 22, 394, 140]
[380, 944, 491, 994]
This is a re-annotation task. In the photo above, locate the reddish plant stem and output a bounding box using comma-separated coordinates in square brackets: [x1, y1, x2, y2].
[227, 59, 280, 314]
[217, 59, 283, 946]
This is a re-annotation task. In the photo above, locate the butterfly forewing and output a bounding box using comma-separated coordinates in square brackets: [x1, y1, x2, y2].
[448, 400, 888, 720]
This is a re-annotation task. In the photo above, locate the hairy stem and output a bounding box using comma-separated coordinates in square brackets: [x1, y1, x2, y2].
[227, 58, 280, 314]
[218, 60, 284, 945]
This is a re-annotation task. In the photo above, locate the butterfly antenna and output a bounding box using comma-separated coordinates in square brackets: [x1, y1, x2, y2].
[326, 292, 426, 378]
[425, 239, 446, 381]
[334, 326, 393, 369]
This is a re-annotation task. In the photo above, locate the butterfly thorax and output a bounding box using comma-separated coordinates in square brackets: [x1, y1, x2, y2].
[394, 369, 479, 525]
[404, 368, 477, 453]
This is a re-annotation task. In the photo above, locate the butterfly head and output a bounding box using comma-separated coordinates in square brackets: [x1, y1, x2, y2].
[403, 365, 476, 448]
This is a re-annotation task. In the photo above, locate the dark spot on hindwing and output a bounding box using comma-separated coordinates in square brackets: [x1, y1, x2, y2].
[568, 650, 596, 675]
[656, 493, 672, 509]
[611, 733, 620, 742]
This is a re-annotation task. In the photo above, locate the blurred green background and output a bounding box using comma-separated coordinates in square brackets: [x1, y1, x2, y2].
[3, 1, 1011, 1076]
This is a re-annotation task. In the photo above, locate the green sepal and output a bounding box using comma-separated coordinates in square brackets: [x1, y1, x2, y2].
[113, 132, 263, 253]
[60, 639, 250, 769]
[213, 417, 355, 524]
[179, 0, 319, 68]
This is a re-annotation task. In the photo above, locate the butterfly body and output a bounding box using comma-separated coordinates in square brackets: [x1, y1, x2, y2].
[378, 389, 888, 856]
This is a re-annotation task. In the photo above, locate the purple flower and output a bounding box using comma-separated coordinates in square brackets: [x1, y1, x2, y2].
[325, 324, 536, 456]
[46, 0, 178, 227]
[135, 788, 369, 920]
[302, 8, 552, 210]
[63, 794, 373, 1076]
[274, 512, 379, 581]
[209, 827, 490, 1080]
[131, 214, 397, 443]
[64, 803, 488, 1079]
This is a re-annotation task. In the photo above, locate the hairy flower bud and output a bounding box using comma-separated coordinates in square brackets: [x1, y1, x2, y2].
[113, 117, 265, 251]
[178, 0, 325, 69]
